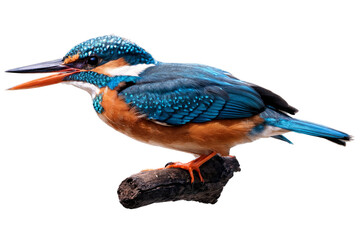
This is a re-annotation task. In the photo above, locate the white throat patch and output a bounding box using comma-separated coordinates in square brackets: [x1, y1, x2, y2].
[64, 81, 100, 99]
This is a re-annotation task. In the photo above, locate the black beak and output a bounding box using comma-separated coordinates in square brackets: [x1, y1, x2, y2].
[6, 59, 81, 90]
[6, 59, 69, 73]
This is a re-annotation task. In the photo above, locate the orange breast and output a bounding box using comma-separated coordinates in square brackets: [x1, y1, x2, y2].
[98, 87, 264, 156]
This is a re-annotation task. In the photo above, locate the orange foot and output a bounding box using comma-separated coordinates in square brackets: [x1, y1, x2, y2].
[165, 152, 217, 183]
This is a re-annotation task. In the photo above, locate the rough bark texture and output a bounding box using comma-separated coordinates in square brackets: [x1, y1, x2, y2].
[117, 155, 240, 209]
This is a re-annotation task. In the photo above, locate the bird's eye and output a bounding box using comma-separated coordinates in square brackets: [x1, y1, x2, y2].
[88, 56, 99, 66]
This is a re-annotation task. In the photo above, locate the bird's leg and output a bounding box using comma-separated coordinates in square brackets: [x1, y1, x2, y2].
[165, 152, 217, 183]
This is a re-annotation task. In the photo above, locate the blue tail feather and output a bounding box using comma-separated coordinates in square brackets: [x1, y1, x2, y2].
[271, 135, 293, 144]
[261, 108, 351, 146]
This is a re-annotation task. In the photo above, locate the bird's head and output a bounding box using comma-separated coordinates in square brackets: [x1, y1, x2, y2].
[7, 35, 155, 96]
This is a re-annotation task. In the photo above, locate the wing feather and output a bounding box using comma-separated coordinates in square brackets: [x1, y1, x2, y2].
[119, 63, 267, 125]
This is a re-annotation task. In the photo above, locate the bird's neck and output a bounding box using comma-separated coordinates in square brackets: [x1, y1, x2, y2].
[104, 63, 155, 77]
[64, 62, 155, 98]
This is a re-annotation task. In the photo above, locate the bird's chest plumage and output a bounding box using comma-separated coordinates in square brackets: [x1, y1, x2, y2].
[94, 87, 264, 155]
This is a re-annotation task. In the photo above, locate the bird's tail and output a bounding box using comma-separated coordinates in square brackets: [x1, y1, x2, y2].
[261, 108, 351, 146]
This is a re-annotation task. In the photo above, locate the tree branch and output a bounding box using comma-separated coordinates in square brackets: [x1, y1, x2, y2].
[117, 155, 240, 209]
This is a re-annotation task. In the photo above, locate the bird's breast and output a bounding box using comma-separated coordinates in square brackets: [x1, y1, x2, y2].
[97, 87, 264, 155]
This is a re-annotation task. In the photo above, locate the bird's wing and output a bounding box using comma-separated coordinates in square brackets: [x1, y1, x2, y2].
[119, 63, 288, 125]
[223, 73, 298, 115]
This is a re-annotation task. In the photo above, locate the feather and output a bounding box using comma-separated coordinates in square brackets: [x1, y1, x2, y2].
[119, 63, 267, 125]
[262, 108, 351, 146]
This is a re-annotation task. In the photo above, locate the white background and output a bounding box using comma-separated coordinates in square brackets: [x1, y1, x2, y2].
[0, 0, 359, 239]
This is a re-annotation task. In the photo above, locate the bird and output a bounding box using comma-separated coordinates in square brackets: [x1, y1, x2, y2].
[6, 35, 351, 183]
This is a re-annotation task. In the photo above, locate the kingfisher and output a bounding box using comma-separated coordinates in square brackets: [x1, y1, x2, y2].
[7, 35, 351, 183]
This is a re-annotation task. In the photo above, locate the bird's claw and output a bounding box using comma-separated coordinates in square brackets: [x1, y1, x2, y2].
[143, 152, 216, 184]
[164, 162, 174, 168]
[165, 161, 204, 183]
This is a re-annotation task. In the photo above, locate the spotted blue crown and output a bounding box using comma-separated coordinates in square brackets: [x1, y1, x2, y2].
[63, 35, 155, 65]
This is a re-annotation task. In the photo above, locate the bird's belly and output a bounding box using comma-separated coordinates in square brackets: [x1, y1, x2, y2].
[98, 88, 264, 155]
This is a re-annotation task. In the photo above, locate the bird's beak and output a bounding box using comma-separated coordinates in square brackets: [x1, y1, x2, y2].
[6, 59, 81, 90]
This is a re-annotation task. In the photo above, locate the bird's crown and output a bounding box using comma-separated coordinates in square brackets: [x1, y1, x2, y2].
[63, 35, 155, 67]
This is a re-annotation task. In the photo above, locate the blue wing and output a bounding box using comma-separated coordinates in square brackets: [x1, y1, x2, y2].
[119, 63, 265, 125]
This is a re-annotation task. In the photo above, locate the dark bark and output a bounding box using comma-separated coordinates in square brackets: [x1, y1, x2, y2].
[117, 155, 240, 209]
